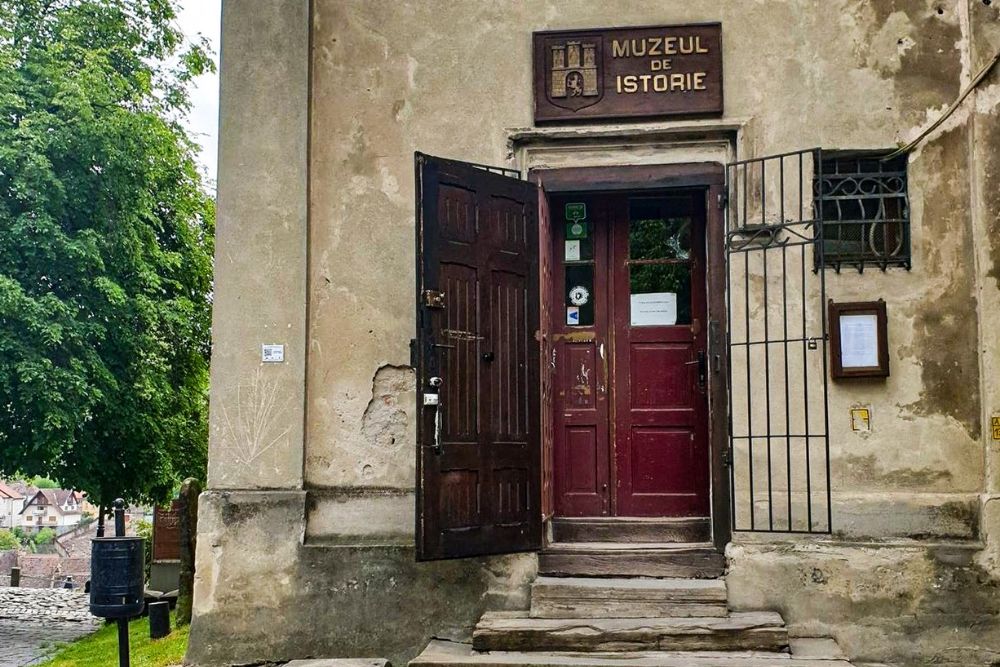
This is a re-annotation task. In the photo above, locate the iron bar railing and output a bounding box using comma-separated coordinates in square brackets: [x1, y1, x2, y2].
[725, 148, 832, 534]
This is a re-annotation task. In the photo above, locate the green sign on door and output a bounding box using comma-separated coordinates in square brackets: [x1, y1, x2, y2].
[565, 202, 587, 222]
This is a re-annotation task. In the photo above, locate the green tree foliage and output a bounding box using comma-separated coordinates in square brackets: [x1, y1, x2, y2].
[134, 517, 152, 581]
[16, 474, 60, 488]
[33, 526, 55, 546]
[0, 528, 19, 550]
[0, 1, 215, 506]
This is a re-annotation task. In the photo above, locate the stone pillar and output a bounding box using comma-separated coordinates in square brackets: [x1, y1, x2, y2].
[188, 0, 310, 663]
[204, 0, 309, 491]
[970, 2, 1000, 571]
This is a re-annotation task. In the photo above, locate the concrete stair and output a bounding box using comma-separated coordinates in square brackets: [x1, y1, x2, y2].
[530, 576, 728, 618]
[551, 517, 711, 544]
[538, 542, 726, 579]
[412, 639, 858, 667]
[473, 611, 789, 652]
[409, 535, 860, 667]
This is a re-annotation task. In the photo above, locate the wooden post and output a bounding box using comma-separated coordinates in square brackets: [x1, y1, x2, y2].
[175, 478, 201, 626]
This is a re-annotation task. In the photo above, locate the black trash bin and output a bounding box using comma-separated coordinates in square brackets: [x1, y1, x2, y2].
[90, 536, 145, 619]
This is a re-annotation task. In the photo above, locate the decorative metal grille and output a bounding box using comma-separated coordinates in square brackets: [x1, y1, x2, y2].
[814, 152, 910, 272]
[726, 148, 832, 534]
[468, 161, 522, 179]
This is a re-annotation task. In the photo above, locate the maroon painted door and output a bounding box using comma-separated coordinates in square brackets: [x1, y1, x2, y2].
[612, 193, 709, 516]
[551, 191, 710, 517]
[415, 153, 543, 560]
[551, 196, 612, 516]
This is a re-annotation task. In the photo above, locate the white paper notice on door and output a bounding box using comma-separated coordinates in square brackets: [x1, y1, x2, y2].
[839, 314, 879, 367]
[630, 292, 677, 326]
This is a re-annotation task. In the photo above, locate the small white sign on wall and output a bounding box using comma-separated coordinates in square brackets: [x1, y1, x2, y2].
[262, 344, 285, 363]
[839, 314, 879, 368]
[630, 292, 677, 326]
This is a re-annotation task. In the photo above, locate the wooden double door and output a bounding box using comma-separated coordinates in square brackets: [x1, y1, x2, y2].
[552, 191, 710, 518]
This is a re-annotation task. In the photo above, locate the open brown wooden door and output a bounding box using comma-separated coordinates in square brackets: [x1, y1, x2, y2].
[414, 153, 543, 560]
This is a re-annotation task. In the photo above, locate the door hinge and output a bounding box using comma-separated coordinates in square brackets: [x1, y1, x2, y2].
[717, 188, 729, 210]
[422, 290, 446, 309]
[723, 447, 733, 467]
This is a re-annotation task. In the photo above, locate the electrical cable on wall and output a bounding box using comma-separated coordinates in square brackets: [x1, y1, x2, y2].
[884, 48, 1000, 159]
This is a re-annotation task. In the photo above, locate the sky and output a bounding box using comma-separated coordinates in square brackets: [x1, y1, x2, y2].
[175, 0, 222, 185]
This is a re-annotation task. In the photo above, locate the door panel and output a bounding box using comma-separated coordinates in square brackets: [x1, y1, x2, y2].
[537, 183, 555, 520]
[552, 196, 611, 517]
[415, 153, 542, 560]
[550, 191, 711, 518]
[440, 264, 478, 441]
[612, 193, 710, 517]
[630, 344, 693, 408]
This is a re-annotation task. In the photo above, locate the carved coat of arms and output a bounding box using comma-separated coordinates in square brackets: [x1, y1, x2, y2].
[547, 37, 603, 111]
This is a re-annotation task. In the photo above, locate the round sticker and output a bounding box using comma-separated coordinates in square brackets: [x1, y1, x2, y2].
[568, 285, 590, 306]
[569, 222, 585, 238]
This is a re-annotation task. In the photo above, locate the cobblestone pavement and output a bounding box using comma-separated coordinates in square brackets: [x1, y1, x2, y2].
[0, 587, 101, 666]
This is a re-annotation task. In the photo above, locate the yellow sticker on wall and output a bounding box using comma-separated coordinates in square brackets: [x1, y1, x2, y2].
[850, 408, 871, 432]
[992, 416, 1000, 441]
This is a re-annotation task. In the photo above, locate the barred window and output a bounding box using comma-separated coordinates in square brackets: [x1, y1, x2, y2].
[814, 151, 910, 271]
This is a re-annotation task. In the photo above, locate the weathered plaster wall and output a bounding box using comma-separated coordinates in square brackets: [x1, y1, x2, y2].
[192, 0, 1000, 665]
[727, 540, 1000, 667]
[305, 0, 993, 541]
[971, 0, 1000, 575]
[190, 2, 536, 665]
[187, 490, 535, 667]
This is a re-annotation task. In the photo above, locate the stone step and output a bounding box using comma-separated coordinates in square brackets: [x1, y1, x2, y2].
[412, 640, 855, 667]
[551, 518, 711, 544]
[472, 611, 788, 653]
[530, 576, 727, 618]
[539, 543, 726, 579]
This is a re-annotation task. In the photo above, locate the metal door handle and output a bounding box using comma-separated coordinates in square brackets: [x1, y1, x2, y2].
[686, 351, 707, 389]
[427, 377, 443, 454]
[433, 402, 442, 454]
[598, 343, 607, 395]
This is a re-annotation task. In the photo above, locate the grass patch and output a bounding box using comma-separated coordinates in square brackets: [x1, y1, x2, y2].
[39, 612, 189, 667]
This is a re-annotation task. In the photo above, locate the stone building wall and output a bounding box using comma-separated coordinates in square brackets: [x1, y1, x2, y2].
[188, 1, 1000, 665]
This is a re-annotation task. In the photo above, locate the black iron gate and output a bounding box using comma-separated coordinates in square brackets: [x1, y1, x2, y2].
[725, 149, 832, 533]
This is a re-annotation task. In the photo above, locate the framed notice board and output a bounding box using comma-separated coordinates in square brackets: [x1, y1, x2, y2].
[828, 300, 889, 379]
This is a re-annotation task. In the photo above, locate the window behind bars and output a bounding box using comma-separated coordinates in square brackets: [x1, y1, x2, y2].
[814, 152, 910, 272]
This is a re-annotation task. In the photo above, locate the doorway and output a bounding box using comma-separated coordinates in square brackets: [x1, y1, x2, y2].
[551, 190, 710, 518]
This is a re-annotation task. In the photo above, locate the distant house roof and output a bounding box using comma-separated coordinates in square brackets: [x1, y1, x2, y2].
[19, 489, 83, 516]
[9, 481, 37, 499]
[0, 482, 23, 500]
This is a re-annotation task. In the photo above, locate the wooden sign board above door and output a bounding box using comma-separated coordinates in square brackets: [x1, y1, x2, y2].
[533, 23, 723, 123]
